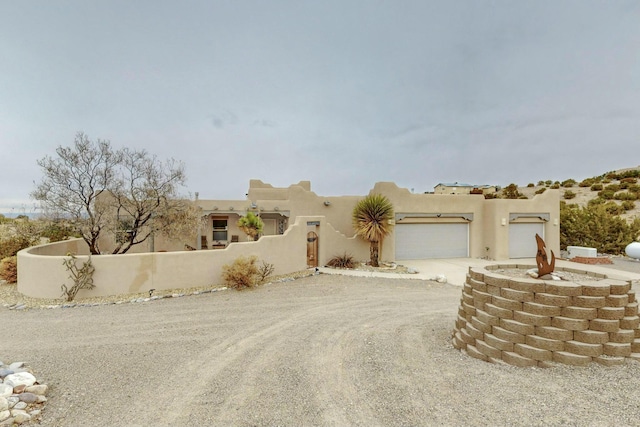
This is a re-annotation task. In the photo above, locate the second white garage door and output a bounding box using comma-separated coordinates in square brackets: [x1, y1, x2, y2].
[509, 222, 544, 258]
[395, 223, 469, 260]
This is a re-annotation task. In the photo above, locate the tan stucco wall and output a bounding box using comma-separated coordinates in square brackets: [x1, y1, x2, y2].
[17, 216, 367, 299]
[239, 180, 560, 262]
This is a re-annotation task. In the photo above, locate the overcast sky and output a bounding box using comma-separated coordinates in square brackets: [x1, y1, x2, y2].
[1, 0, 639, 213]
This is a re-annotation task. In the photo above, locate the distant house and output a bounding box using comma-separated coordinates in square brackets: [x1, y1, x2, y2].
[434, 182, 499, 196]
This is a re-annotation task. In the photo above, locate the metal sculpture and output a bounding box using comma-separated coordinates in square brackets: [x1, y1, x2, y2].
[535, 234, 555, 276]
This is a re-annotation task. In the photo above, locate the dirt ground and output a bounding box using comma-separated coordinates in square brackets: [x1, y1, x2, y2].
[4, 273, 640, 427]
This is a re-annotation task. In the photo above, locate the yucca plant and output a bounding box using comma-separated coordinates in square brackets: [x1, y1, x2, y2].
[352, 194, 394, 267]
[237, 211, 264, 241]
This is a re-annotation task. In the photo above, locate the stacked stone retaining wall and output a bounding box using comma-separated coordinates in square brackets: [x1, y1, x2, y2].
[452, 265, 640, 367]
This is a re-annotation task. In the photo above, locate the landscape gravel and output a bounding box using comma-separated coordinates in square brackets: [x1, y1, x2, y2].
[4, 269, 640, 426]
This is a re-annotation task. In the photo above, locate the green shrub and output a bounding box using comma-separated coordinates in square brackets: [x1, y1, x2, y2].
[326, 253, 355, 269]
[598, 190, 615, 200]
[560, 203, 640, 254]
[545, 180, 552, 186]
[590, 183, 603, 191]
[605, 202, 625, 215]
[615, 192, 637, 201]
[621, 177, 638, 184]
[622, 201, 636, 211]
[550, 183, 560, 189]
[501, 183, 523, 199]
[0, 256, 17, 283]
[628, 184, 640, 194]
[563, 190, 576, 200]
[527, 183, 534, 188]
[579, 178, 595, 187]
[535, 188, 546, 195]
[537, 180, 545, 186]
[605, 184, 621, 192]
[222, 255, 272, 290]
[561, 179, 576, 188]
[41, 221, 77, 243]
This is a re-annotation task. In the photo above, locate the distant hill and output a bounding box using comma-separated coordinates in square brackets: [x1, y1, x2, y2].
[514, 166, 640, 222]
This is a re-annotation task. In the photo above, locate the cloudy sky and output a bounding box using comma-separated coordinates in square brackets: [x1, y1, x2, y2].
[1, 0, 639, 212]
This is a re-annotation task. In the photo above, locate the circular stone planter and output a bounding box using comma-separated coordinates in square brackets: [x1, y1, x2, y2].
[452, 264, 640, 367]
[625, 242, 640, 260]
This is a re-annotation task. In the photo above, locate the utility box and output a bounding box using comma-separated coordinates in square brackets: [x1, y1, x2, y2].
[567, 246, 597, 258]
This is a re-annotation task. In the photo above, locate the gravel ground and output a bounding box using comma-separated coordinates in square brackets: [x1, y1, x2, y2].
[4, 272, 640, 426]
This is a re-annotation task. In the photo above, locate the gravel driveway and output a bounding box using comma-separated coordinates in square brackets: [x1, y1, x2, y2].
[4, 274, 640, 426]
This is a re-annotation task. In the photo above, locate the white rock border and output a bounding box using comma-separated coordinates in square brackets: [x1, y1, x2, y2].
[0, 361, 47, 425]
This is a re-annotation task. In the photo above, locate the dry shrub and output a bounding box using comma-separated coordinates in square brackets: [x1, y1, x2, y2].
[258, 260, 275, 283]
[326, 253, 355, 269]
[222, 256, 274, 290]
[0, 235, 33, 260]
[0, 256, 18, 283]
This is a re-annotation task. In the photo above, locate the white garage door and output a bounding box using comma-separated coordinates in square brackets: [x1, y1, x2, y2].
[395, 223, 469, 260]
[509, 223, 544, 258]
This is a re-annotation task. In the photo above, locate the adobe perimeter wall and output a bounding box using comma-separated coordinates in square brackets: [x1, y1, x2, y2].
[452, 265, 640, 367]
[17, 216, 368, 299]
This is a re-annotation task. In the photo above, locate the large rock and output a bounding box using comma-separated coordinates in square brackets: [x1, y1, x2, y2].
[0, 398, 7, 412]
[25, 385, 47, 396]
[17, 394, 37, 404]
[0, 385, 12, 399]
[0, 410, 10, 422]
[8, 363, 24, 371]
[3, 373, 36, 389]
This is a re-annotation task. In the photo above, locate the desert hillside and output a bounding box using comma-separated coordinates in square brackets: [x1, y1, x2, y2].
[513, 166, 640, 223]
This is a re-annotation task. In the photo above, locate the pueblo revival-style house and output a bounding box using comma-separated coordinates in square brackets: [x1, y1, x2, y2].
[17, 179, 560, 299]
[194, 179, 560, 263]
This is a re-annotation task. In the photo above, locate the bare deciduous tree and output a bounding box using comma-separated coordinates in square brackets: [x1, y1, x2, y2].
[33, 132, 200, 254]
[32, 133, 119, 254]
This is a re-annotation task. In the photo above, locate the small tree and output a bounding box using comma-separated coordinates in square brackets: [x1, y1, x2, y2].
[33, 132, 198, 254]
[32, 133, 119, 254]
[352, 194, 394, 267]
[502, 183, 523, 199]
[237, 211, 264, 241]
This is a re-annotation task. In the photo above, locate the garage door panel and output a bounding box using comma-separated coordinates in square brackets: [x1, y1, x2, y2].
[509, 223, 544, 258]
[395, 223, 469, 260]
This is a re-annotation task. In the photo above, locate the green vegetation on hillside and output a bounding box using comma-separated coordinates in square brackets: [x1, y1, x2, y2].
[518, 166, 640, 254]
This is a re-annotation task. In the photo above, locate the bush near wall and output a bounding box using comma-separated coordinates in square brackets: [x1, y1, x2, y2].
[0, 256, 17, 283]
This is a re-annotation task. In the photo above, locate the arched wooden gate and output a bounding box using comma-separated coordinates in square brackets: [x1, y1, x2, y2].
[307, 231, 318, 268]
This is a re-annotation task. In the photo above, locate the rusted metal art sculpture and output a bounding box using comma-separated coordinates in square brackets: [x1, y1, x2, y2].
[535, 233, 555, 276]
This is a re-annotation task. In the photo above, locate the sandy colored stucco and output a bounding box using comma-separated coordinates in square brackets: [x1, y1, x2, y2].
[17, 180, 559, 299]
[17, 216, 368, 298]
